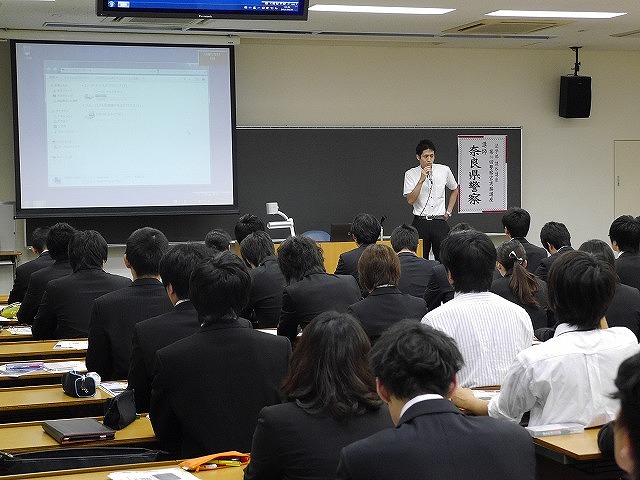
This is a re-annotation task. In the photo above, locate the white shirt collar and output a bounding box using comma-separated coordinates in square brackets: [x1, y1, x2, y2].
[399, 393, 444, 419]
[554, 323, 580, 337]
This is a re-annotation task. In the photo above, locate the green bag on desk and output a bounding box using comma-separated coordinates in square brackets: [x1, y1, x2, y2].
[0, 303, 19, 319]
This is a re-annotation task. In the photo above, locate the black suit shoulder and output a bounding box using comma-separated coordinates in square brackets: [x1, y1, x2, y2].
[16, 260, 72, 325]
[396, 252, 439, 298]
[616, 253, 640, 291]
[8, 252, 54, 304]
[490, 276, 549, 329]
[423, 263, 454, 311]
[243, 257, 285, 328]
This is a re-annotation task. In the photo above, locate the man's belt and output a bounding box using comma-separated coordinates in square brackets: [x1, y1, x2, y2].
[417, 215, 446, 221]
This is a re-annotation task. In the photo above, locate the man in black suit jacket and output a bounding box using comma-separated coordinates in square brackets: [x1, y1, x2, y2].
[501, 207, 547, 274]
[610, 215, 640, 291]
[128, 243, 212, 413]
[334, 213, 380, 288]
[336, 321, 535, 480]
[390, 223, 439, 298]
[150, 251, 291, 457]
[277, 236, 361, 342]
[31, 230, 131, 340]
[422, 263, 454, 311]
[86, 228, 172, 380]
[240, 231, 285, 328]
[535, 221, 573, 282]
[8, 227, 53, 304]
[17, 223, 76, 325]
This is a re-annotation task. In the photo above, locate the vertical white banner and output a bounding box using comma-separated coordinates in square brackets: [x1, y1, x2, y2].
[457, 135, 508, 214]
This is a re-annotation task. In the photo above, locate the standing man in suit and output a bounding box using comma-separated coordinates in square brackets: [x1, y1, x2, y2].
[390, 223, 439, 298]
[403, 139, 458, 261]
[17, 223, 75, 325]
[86, 227, 172, 380]
[334, 213, 380, 287]
[535, 221, 573, 282]
[240, 231, 285, 328]
[150, 251, 291, 457]
[8, 227, 53, 304]
[128, 243, 212, 413]
[501, 207, 547, 273]
[610, 215, 640, 291]
[31, 230, 131, 340]
[336, 320, 535, 480]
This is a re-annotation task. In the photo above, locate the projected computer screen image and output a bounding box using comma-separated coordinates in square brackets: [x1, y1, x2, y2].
[11, 41, 236, 217]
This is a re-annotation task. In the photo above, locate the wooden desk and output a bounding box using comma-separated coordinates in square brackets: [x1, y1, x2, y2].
[0, 339, 87, 361]
[0, 416, 156, 454]
[0, 327, 32, 342]
[0, 358, 86, 388]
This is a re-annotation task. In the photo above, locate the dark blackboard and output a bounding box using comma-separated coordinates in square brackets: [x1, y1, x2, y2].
[25, 126, 521, 244]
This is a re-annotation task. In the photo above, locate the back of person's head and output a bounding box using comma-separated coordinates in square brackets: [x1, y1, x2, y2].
[389, 224, 419, 253]
[370, 320, 464, 399]
[234, 214, 266, 245]
[277, 235, 325, 284]
[440, 229, 496, 293]
[125, 227, 169, 276]
[189, 251, 251, 324]
[358, 244, 401, 292]
[46, 223, 76, 261]
[415, 139, 436, 156]
[501, 207, 531, 238]
[609, 215, 640, 254]
[612, 353, 640, 480]
[204, 228, 231, 253]
[547, 250, 616, 329]
[448, 222, 475, 235]
[240, 231, 275, 267]
[159, 243, 211, 299]
[540, 221, 571, 251]
[350, 213, 381, 246]
[68, 230, 108, 272]
[282, 311, 382, 420]
[497, 239, 540, 308]
[579, 239, 616, 269]
[31, 227, 50, 253]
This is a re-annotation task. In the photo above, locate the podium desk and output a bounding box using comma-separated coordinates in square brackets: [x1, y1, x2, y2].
[0, 358, 86, 388]
[0, 339, 87, 362]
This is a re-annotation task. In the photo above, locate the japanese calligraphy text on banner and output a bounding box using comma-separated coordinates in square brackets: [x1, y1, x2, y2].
[457, 135, 508, 214]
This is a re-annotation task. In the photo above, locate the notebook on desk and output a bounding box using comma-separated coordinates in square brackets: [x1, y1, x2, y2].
[42, 418, 115, 444]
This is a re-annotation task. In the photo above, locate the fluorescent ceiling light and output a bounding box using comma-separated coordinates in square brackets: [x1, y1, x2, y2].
[309, 5, 455, 15]
[486, 10, 626, 19]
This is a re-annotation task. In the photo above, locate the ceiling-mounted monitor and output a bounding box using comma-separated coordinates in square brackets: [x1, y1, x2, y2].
[96, 0, 308, 20]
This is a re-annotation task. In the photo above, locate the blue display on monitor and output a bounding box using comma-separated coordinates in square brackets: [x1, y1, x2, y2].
[97, 0, 308, 20]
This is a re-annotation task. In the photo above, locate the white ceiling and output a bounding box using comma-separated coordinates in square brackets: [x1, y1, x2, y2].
[1, 0, 640, 51]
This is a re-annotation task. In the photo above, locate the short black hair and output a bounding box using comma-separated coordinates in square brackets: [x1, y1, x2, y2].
[234, 214, 266, 244]
[204, 229, 231, 253]
[540, 221, 571, 251]
[579, 239, 616, 269]
[46, 223, 76, 261]
[440, 230, 496, 293]
[31, 227, 50, 253]
[240, 230, 275, 267]
[350, 213, 380, 246]
[189, 251, 251, 323]
[612, 353, 640, 480]
[277, 235, 325, 284]
[159, 243, 211, 299]
[415, 139, 436, 156]
[125, 227, 169, 276]
[68, 230, 108, 272]
[501, 207, 531, 239]
[547, 250, 616, 329]
[609, 215, 640, 254]
[370, 320, 464, 399]
[389, 224, 419, 253]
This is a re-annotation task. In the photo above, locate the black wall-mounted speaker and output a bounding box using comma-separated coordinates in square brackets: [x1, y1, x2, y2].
[559, 75, 591, 118]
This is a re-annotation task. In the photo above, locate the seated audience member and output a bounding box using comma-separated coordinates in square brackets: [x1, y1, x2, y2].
[245, 312, 393, 480]
[336, 321, 535, 480]
[128, 243, 213, 413]
[150, 251, 291, 457]
[240, 231, 285, 328]
[501, 207, 547, 273]
[334, 213, 381, 287]
[204, 228, 232, 253]
[454, 251, 640, 427]
[610, 215, 640, 291]
[235, 213, 266, 245]
[8, 227, 53, 304]
[277, 236, 361, 342]
[86, 227, 172, 380]
[490, 239, 549, 329]
[535, 221, 573, 281]
[390, 224, 439, 298]
[536, 239, 640, 342]
[347, 244, 427, 343]
[32, 230, 131, 340]
[422, 230, 533, 387]
[17, 223, 76, 325]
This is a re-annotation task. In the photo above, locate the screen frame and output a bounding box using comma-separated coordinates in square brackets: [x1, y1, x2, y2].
[10, 39, 239, 219]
